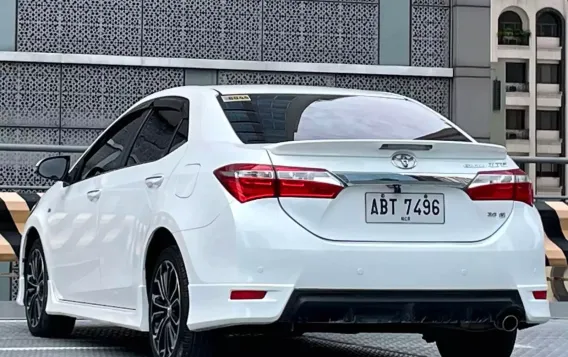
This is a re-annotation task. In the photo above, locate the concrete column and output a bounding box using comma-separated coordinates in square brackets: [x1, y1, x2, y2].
[0, 0, 16, 51]
[450, 0, 492, 142]
[379, 0, 410, 66]
[528, 11, 537, 184]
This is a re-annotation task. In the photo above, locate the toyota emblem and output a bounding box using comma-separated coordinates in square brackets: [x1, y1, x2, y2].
[391, 153, 417, 170]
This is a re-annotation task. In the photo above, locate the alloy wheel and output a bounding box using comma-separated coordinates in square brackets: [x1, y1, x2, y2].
[25, 249, 46, 328]
[150, 260, 181, 357]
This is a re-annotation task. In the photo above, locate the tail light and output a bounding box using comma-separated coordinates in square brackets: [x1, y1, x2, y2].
[230, 290, 267, 300]
[214, 164, 345, 203]
[465, 168, 533, 206]
[532, 290, 547, 300]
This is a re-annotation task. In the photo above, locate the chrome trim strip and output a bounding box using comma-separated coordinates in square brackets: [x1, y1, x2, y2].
[334, 172, 476, 188]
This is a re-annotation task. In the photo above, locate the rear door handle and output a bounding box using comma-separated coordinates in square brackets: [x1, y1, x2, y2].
[86, 189, 101, 202]
[145, 175, 164, 189]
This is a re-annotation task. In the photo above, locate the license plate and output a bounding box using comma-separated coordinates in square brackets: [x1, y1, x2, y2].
[365, 193, 445, 224]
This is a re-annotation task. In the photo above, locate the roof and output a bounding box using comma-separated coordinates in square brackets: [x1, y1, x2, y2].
[173, 84, 406, 99]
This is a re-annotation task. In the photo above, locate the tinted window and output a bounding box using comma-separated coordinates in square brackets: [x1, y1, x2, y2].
[80, 109, 149, 180]
[218, 94, 469, 144]
[537, 64, 560, 84]
[169, 118, 188, 153]
[537, 163, 560, 177]
[506, 109, 525, 129]
[505, 63, 526, 83]
[126, 106, 183, 167]
[537, 111, 560, 130]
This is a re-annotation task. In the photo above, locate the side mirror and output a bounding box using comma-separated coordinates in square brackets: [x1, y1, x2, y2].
[36, 156, 71, 183]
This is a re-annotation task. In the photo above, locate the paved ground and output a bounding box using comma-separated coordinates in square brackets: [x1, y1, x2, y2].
[0, 319, 567, 357]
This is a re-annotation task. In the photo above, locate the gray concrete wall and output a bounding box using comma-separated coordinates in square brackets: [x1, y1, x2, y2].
[0, 0, 16, 51]
[380, 0, 411, 66]
[451, 0, 493, 142]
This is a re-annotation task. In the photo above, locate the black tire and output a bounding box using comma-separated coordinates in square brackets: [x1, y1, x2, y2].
[24, 239, 76, 338]
[436, 329, 517, 357]
[148, 246, 217, 357]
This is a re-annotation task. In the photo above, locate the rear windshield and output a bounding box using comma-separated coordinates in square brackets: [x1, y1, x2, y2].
[217, 94, 470, 144]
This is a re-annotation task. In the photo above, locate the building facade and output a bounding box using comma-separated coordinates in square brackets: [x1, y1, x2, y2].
[0, 0, 490, 300]
[492, 0, 568, 196]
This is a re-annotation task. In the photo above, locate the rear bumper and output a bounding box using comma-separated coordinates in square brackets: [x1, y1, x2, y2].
[177, 199, 550, 331]
[187, 284, 549, 332]
[279, 289, 532, 332]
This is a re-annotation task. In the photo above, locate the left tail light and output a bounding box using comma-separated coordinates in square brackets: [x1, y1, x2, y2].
[465, 168, 533, 206]
[213, 163, 345, 203]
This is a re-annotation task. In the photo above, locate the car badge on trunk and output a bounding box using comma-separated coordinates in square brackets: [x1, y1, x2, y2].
[391, 153, 417, 170]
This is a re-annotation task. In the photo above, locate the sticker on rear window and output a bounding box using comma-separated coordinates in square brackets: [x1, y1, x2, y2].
[221, 95, 251, 102]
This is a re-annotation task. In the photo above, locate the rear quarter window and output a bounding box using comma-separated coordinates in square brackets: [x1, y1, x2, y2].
[217, 94, 470, 144]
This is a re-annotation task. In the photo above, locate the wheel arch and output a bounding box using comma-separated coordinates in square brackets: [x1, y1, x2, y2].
[142, 227, 193, 292]
[16, 225, 44, 305]
[22, 226, 41, 260]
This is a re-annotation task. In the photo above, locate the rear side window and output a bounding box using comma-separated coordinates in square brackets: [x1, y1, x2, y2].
[217, 94, 470, 144]
[169, 118, 188, 153]
[126, 98, 187, 167]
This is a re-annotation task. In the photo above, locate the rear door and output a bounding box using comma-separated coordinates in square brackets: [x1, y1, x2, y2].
[219, 93, 518, 243]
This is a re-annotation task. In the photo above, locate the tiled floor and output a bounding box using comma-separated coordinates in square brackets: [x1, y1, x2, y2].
[0, 318, 567, 357]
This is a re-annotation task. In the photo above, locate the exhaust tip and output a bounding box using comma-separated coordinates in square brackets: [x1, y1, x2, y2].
[497, 315, 519, 332]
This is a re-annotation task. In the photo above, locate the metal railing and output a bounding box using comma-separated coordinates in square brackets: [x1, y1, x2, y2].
[1, 144, 568, 199]
[506, 129, 529, 140]
[510, 155, 568, 200]
[0, 144, 87, 191]
[0, 144, 87, 153]
[505, 82, 529, 93]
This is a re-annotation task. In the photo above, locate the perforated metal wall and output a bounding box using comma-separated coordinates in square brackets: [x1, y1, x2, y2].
[0, 62, 450, 192]
[16, 0, 451, 67]
[0, 62, 184, 189]
[218, 70, 451, 117]
[411, 0, 451, 67]
[9, 262, 18, 301]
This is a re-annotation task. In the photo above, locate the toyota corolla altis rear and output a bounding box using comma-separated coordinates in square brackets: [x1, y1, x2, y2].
[17, 85, 549, 357]
[175, 86, 548, 357]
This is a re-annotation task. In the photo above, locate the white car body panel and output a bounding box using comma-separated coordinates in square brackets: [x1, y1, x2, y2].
[15, 85, 549, 334]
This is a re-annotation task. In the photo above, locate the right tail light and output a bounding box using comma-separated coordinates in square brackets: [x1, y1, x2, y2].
[465, 168, 533, 206]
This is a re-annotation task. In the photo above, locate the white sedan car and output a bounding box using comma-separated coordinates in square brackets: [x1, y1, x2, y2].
[17, 85, 549, 357]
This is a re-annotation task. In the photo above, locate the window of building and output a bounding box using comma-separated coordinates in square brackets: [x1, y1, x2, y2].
[506, 110, 525, 129]
[498, 11, 528, 45]
[537, 163, 560, 178]
[505, 62, 527, 83]
[536, 111, 560, 130]
[536, 64, 560, 84]
[536, 12, 561, 37]
[498, 11, 523, 31]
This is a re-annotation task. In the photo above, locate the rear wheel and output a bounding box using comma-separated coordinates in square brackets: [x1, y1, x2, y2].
[148, 246, 216, 357]
[24, 239, 76, 338]
[436, 329, 516, 357]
